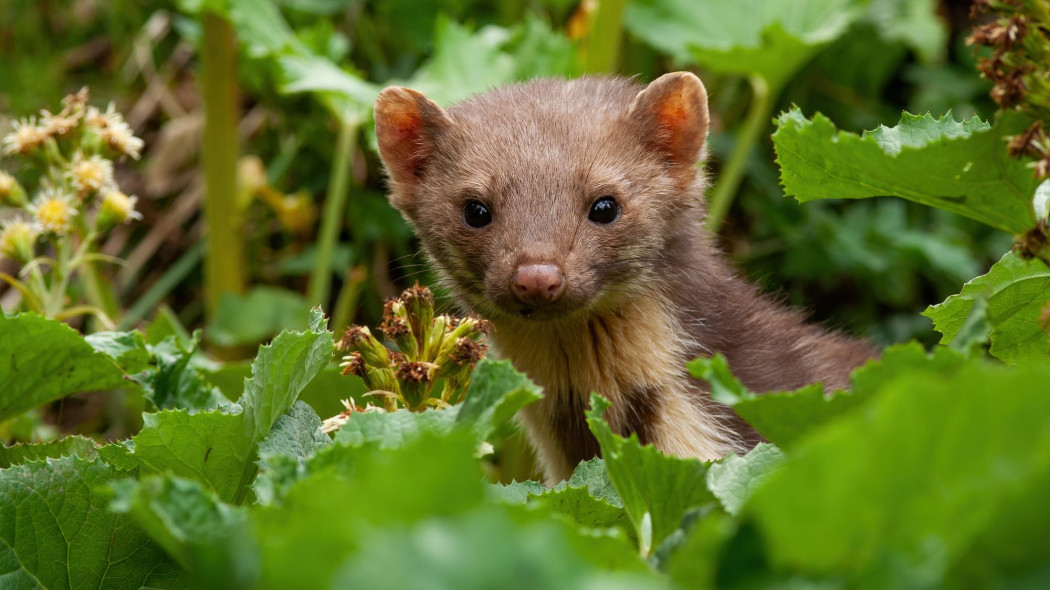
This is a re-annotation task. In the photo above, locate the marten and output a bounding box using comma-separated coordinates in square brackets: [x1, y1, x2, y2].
[374, 72, 876, 483]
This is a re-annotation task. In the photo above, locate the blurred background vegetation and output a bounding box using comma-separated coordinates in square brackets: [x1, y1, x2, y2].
[0, 0, 1005, 353]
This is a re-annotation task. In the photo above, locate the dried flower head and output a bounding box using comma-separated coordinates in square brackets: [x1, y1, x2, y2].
[84, 103, 121, 130]
[98, 189, 142, 228]
[101, 118, 144, 160]
[449, 337, 487, 366]
[40, 108, 81, 137]
[0, 217, 39, 264]
[2, 117, 48, 156]
[339, 351, 366, 377]
[29, 189, 76, 235]
[68, 152, 114, 196]
[1008, 120, 1046, 158]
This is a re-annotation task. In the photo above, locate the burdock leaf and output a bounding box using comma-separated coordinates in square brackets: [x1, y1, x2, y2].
[0, 313, 128, 422]
[0, 456, 184, 589]
[925, 252, 1050, 365]
[773, 108, 1040, 234]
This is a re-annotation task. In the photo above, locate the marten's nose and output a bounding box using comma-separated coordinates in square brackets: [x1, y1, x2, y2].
[512, 264, 566, 306]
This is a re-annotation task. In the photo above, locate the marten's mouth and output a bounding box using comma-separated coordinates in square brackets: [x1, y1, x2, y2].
[519, 307, 534, 317]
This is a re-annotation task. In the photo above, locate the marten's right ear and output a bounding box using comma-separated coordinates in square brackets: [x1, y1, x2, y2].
[629, 72, 709, 181]
[374, 87, 451, 195]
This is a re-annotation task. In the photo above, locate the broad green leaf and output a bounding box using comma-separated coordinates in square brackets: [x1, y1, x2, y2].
[745, 360, 1050, 582]
[925, 251, 1050, 365]
[706, 443, 785, 516]
[691, 343, 967, 448]
[100, 317, 333, 503]
[0, 313, 127, 423]
[331, 359, 540, 451]
[864, 0, 946, 64]
[0, 435, 96, 469]
[0, 456, 184, 589]
[85, 329, 152, 373]
[586, 394, 715, 557]
[207, 287, 314, 347]
[330, 507, 663, 590]
[252, 433, 483, 588]
[488, 479, 550, 504]
[134, 333, 224, 411]
[625, 0, 857, 89]
[405, 17, 517, 106]
[455, 359, 543, 442]
[773, 108, 1040, 234]
[110, 474, 248, 576]
[490, 460, 629, 532]
[253, 400, 329, 505]
[205, 362, 364, 419]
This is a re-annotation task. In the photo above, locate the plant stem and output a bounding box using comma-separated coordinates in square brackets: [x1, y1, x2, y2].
[706, 75, 774, 233]
[307, 118, 357, 308]
[581, 0, 627, 74]
[200, 13, 246, 324]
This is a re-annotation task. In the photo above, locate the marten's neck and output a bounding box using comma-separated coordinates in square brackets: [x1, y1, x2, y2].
[488, 294, 745, 483]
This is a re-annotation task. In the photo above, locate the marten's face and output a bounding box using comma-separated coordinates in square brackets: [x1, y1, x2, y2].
[374, 74, 709, 323]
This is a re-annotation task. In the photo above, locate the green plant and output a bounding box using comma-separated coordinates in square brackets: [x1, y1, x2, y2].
[0, 89, 143, 327]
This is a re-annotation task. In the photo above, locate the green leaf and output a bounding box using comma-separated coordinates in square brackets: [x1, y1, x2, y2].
[925, 251, 1050, 365]
[251, 432, 484, 588]
[864, 0, 947, 64]
[207, 287, 314, 347]
[101, 318, 334, 503]
[455, 359, 543, 442]
[706, 443, 785, 516]
[134, 332, 224, 411]
[85, 329, 152, 373]
[330, 507, 663, 590]
[625, 0, 857, 89]
[109, 474, 248, 575]
[773, 108, 1040, 234]
[745, 360, 1050, 583]
[0, 313, 127, 423]
[0, 456, 184, 589]
[253, 400, 329, 505]
[489, 460, 629, 532]
[0, 435, 96, 468]
[586, 394, 715, 557]
[689, 344, 966, 448]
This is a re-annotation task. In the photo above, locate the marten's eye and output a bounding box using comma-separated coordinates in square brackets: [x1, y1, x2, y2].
[588, 196, 620, 224]
[463, 199, 492, 228]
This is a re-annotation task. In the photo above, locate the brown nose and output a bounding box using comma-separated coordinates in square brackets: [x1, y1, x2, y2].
[511, 264, 566, 306]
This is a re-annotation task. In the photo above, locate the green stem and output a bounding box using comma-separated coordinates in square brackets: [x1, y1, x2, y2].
[581, 0, 627, 74]
[44, 238, 72, 317]
[200, 13, 247, 324]
[75, 231, 120, 327]
[307, 118, 357, 308]
[706, 75, 774, 233]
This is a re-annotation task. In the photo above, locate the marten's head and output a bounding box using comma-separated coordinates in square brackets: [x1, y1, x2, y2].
[374, 73, 710, 323]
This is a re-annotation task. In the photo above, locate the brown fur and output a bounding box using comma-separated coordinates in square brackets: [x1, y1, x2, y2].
[375, 74, 877, 483]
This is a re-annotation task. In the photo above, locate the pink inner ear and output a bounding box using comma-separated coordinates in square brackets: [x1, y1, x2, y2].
[656, 96, 702, 167]
[377, 98, 427, 181]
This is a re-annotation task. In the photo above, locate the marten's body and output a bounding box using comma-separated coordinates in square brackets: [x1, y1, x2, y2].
[375, 74, 875, 482]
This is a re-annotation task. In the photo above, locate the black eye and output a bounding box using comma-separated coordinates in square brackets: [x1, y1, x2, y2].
[588, 196, 620, 224]
[463, 199, 492, 228]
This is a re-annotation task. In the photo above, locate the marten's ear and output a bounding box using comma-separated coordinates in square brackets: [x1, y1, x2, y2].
[629, 72, 709, 177]
[374, 87, 452, 192]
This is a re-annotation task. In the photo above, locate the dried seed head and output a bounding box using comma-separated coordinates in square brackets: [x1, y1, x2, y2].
[990, 68, 1029, 108]
[379, 312, 411, 340]
[339, 352, 366, 377]
[395, 361, 437, 384]
[39, 108, 80, 137]
[337, 325, 371, 350]
[449, 337, 487, 366]
[1008, 120, 1046, 157]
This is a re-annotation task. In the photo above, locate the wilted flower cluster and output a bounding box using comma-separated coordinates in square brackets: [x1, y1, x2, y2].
[322, 285, 490, 431]
[968, 0, 1050, 180]
[0, 88, 144, 323]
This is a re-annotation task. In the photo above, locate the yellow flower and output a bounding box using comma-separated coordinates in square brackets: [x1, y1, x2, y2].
[0, 170, 27, 207]
[97, 189, 142, 228]
[30, 190, 76, 235]
[84, 102, 120, 130]
[0, 218, 39, 264]
[2, 117, 47, 156]
[68, 153, 114, 196]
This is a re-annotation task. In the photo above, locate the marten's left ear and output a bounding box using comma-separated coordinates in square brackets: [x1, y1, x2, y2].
[629, 72, 709, 177]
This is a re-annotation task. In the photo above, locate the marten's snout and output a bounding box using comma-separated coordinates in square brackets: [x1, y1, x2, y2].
[511, 264, 566, 307]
